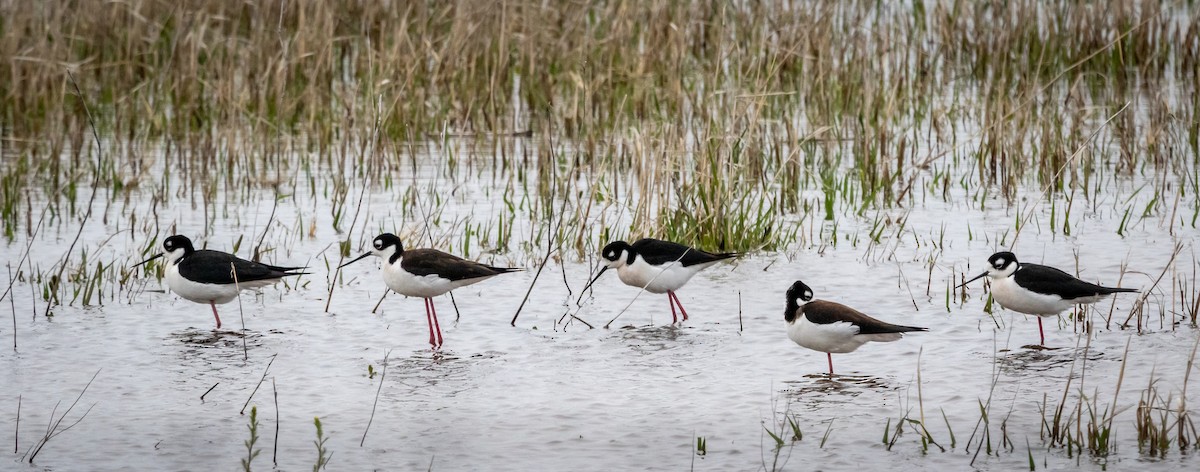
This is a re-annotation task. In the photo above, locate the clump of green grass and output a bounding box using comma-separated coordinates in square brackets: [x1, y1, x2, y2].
[1137, 337, 1200, 455]
[761, 395, 804, 471]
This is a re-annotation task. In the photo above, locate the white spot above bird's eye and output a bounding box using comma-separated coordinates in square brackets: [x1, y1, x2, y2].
[994, 258, 1006, 268]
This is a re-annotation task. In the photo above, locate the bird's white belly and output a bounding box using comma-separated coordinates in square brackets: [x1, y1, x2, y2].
[383, 265, 482, 298]
[991, 278, 1078, 316]
[165, 265, 241, 304]
[787, 316, 881, 354]
[616, 259, 711, 293]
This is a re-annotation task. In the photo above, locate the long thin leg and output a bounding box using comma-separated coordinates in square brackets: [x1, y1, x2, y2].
[429, 298, 444, 349]
[424, 298, 436, 348]
[1038, 317, 1046, 346]
[827, 353, 834, 376]
[669, 291, 690, 321]
[668, 293, 678, 323]
[210, 303, 222, 330]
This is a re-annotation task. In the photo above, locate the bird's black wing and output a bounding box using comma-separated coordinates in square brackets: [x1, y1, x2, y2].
[630, 238, 739, 267]
[402, 249, 520, 281]
[801, 300, 927, 334]
[1015, 263, 1137, 300]
[178, 250, 305, 284]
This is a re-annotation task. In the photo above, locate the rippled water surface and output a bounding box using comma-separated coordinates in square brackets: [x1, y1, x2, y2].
[2, 174, 1197, 471]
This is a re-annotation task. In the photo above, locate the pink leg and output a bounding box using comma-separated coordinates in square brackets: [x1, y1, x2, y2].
[210, 303, 222, 329]
[424, 299, 437, 348]
[668, 294, 678, 323]
[429, 298, 444, 349]
[1038, 317, 1046, 346]
[669, 291, 689, 321]
[827, 353, 835, 376]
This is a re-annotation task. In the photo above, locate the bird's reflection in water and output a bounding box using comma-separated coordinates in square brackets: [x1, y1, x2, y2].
[171, 328, 262, 347]
[618, 324, 688, 352]
[781, 374, 894, 408]
[997, 346, 1101, 375]
[383, 348, 505, 399]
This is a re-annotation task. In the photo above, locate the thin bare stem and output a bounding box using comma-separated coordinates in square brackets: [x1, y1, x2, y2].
[25, 369, 101, 463]
[361, 349, 391, 447]
[241, 354, 278, 415]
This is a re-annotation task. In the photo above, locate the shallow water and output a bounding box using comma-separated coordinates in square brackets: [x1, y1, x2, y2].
[3, 236, 1198, 471]
[2, 137, 1199, 471]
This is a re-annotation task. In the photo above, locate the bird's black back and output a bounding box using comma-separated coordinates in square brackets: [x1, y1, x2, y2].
[177, 250, 307, 284]
[1014, 263, 1137, 299]
[630, 238, 739, 267]
[800, 300, 927, 334]
[401, 249, 520, 281]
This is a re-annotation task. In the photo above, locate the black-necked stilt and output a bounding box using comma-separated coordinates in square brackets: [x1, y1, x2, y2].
[785, 280, 926, 376]
[136, 235, 307, 329]
[579, 238, 739, 323]
[958, 251, 1138, 346]
[339, 233, 520, 350]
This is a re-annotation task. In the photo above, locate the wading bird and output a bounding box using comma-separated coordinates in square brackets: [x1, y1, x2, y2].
[137, 235, 307, 329]
[339, 233, 520, 350]
[784, 280, 926, 376]
[958, 251, 1138, 346]
[579, 238, 738, 323]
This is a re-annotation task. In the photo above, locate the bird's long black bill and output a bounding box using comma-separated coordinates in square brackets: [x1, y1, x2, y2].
[576, 266, 610, 305]
[338, 252, 373, 269]
[956, 271, 988, 289]
[134, 253, 163, 267]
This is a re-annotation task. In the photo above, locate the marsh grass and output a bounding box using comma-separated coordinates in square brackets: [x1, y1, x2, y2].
[1, 1, 1195, 264]
[1137, 335, 1200, 455]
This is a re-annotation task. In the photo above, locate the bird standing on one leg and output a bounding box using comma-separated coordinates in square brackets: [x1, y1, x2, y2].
[136, 235, 308, 330]
[784, 280, 926, 376]
[958, 251, 1139, 346]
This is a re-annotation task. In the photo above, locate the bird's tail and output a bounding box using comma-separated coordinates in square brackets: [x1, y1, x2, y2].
[266, 264, 308, 273]
[488, 266, 524, 274]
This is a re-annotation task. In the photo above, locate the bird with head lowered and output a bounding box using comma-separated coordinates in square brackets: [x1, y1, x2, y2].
[784, 280, 927, 376]
[339, 233, 521, 350]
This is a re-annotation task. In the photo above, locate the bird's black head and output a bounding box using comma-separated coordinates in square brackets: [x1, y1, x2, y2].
[373, 233, 404, 254]
[163, 235, 195, 254]
[784, 280, 814, 322]
[135, 234, 193, 268]
[146, 234, 197, 266]
[787, 280, 814, 302]
[600, 240, 633, 267]
[370, 233, 406, 264]
[987, 251, 1019, 275]
[338, 233, 406, 269]
[957, 250, 1019, 288]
